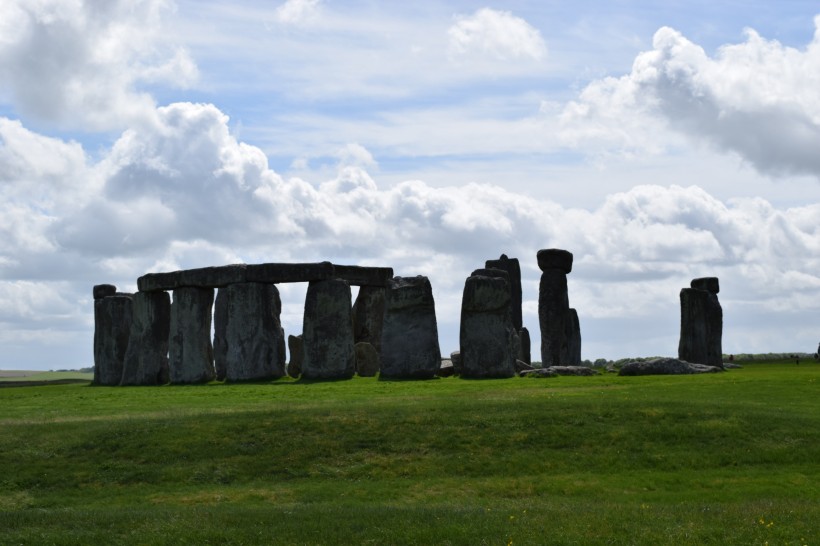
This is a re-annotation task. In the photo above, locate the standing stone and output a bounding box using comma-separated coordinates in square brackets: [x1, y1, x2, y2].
[565, 308, 582, 366]
[485, 254, 522, 331]
[213, 282, 287, 382]
[460, 271, 517, 378]
[451, 351, 462, 375]
[169, 287, 215, 384]
[380, 276, 441, 379]
[301, 279, 356, 380]
[287, 334, 303, 378]
[352, 286, 386, 355]
[354, 342, 380, 377]
[679, 277, 723, 367]
[93, 289, 133, 386]
[121, 291, 171, 386]
[537, 249, 576, 367]
[518, 326, 531, 364]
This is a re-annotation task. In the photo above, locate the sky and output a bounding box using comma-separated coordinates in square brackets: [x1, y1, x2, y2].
[1, 0, 820, 371]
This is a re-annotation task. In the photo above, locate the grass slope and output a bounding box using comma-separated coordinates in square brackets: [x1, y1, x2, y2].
[1, 361, 818, 545]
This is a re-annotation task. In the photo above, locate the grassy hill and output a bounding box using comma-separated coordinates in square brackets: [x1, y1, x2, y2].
[1, 359, 817, 544]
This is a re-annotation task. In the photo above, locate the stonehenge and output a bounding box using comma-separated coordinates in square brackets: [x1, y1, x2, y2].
[93, 286, 133, 386]
[301, 279, 356, 380]
[537, 249, 581, 367]
[169, 287, 216, 384]
[678, 277, 723, 367]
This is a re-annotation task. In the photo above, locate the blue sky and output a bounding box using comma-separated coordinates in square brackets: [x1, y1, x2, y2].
[1, 0, 819, 370]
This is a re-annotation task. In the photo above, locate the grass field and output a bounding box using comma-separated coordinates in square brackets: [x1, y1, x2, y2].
[1, 360, 818, 545]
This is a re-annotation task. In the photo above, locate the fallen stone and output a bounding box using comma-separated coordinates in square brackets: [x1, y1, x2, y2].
[515, 359, 534, 374]
[520, 368, 558, 378]
[537, 248, 573, 273]
[302, 279, 356, 380]
[547, 365, 598, 376]
[169, 287, 216, 384]
[618, 357, 724, 376]
[380, 276, 441, 379]
[354, 342, 380, 377]
[93, 294, 133, 386]
[438, 359, 454, 377]
[121, 291, 171, 385]
[287, 334, 303, 378]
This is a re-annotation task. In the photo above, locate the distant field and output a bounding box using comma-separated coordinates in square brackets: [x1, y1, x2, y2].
[1, 360, 818, 545]
[0, 370, 93, 383]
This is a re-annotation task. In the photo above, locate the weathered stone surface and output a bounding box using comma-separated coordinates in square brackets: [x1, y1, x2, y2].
[93, 294, 133, 386]
[451, 351, 462, 375]
[380, 276, 441, 379]
[354, 342, 380, 377]
[438, 359, 455, 377]
[169, 287, 215, 384]
[178, 264, 247, 289]
[539, 268, 569, 367]
[302, 279, 356, 380]
[93, 284, 117, 300]
[245, 261, 334, 284]
[485, 254, 523, 330]
[470, 268, 509, 283]
[333, 265, 394, 287]
[352, 286, 386, 354]
[678, 286, 723, 366]
[287, 334, 303, 378]
[515, 359, 534, 374]
[547, 365, 598, 376]
[565, 308, 582, 366]
[460, 274, 516, 378]
[619, 357, 723, 376]
[137, 271, 181, 292]
[537, 248, 573, 273]
[518, 326, 531, 364]
[121, 291, 171, 385]
[520, 368, 558, 378]
[213, 283, 286, 382]
[691, 277, 719, 294]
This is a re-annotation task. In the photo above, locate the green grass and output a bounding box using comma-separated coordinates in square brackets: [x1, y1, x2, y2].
[1, 360, 818, 544]
[0, 370, 94, 382]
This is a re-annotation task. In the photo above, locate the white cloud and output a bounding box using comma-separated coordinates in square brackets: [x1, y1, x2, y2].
[274, 0, 321, 25]
[0, 0, 198, 130]
[561, 17, 820, 178]
[448, 8, 547, 61]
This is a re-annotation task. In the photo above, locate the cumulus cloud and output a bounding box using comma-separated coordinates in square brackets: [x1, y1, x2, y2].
[561, 17, 820, 178]
[448, 8, 546, 61]
[0, 0, 197, 130]
[274, 0, 321, 25]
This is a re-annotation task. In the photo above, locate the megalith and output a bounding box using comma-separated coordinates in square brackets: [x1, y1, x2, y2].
[169, 287, 215, 384]
[518, 326, 531, 364]
[678, 277, 723, 367]
[213, 282, 287, 382]
[354, 342, 380, 377]
[459, 270, 517, 378]
[380, 276, 441, 379]
[301, 279, 356, 380]
[93, 285, 133, 386]
[485, 254, 522, 331]
[352, 285, 386, 355]
[287, 334, 303, 378]
[537, 249, 580, 367]
[121, 291, 171, 386]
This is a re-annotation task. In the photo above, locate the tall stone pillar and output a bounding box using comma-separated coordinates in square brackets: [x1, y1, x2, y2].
[460, 270, 517, 378]
[301, 279, 356, 380]
[93, 284, 133, 386]
[121, 291, 171, 386]
[565, 308, 581, 366]
[213, 282, 287, 382]
[537, 249, 575, 367]
[679, 277, 723, 366]
[169, 287, 215, 384]
[352, 285, 386, 356]
[380, 276, 441, 379]
[485, 255, 522, 330]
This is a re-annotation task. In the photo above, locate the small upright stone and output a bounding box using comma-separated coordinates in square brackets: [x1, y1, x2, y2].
[301, 279, 356, 380]
[565, 308, 582, 366]
[213, 282, 287, 382]
[169, 287, 215, 384]
[287, 334, 303, 378]
[93, 292, 133, 386]
[459, 271, 516, 378]
[121, 291, 171, 386]
[518, 326, 531, 364]
[380, 276, 441, 379]
[354, 342, 380, 377]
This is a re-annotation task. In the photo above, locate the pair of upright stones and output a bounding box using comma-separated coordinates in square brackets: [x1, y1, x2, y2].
[459, 255, 529, 378]
[678, 277, 723, 366]
[537, 249, 581, 367]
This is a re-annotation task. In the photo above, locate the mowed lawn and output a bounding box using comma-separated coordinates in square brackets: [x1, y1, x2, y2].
[1, 361, 818, 545]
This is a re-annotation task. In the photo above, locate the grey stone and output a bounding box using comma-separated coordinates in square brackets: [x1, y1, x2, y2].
[470, 268, 509, 283]
[121, 291, 171, 385]
[287, 334, 303, 378]
[380, 276, 441, 379]
[438, 359, 455, 377]
[169, 287, 215, 384]
[93, 294, 133, 386]
[518, 326, 531, 364]
[137, 271, 181, 292]
[547, 365, 598, 376]
[178, 264, 247, 289]
[333, 265, 394, 287]
[213, 283, 287, 382]
[352, 286, 386, 355]
[302, 279, 356, 380]
[451, 351, 462, 375]
[678, 285, 723, 367]
[691, 276, 719, 294]
[515, 359, 534, 374]
[460, 273, 516, 378]
[565, 308, 582, 366]
[619, 357, 724, 376]
[520, 368, 558, 378]
[485, 254, 523, 330]
[93, 284, 117, 300]
[354, 342, 380, 377]
[246, 261, 334, 284]
[537, 248, 573, 273]
[539, 268, 569, 367]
